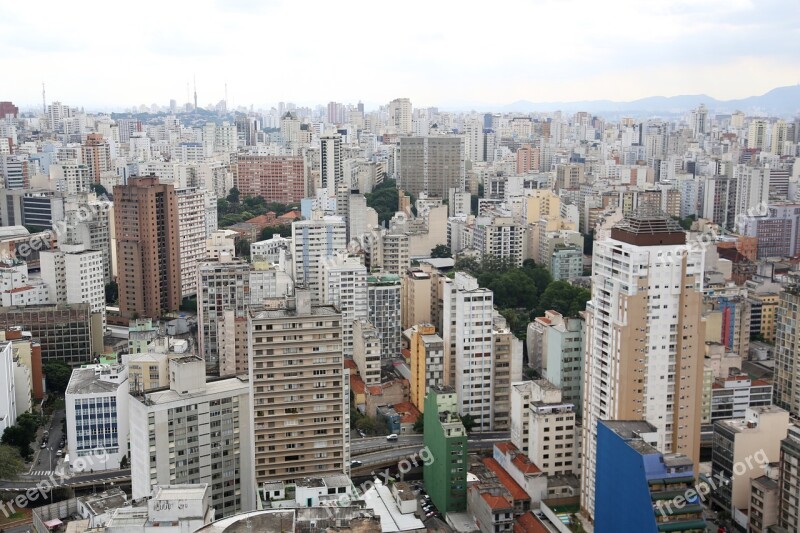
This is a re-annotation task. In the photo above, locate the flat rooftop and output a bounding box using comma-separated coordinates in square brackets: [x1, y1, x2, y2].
[66, 367, 126, 395]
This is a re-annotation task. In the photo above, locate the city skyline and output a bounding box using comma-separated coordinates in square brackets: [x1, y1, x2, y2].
[2, 0, 798, 111]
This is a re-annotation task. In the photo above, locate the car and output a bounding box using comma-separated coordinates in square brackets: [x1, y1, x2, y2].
[386, 434, 398, 441]
[350, 460, 363, 467]
[40, 442, 47, 448]
[357, 430, 366, 438]
[56, 449, 63, 456]
[425, 511, 436, 518]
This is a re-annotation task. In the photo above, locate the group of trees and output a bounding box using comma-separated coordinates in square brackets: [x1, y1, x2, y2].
[217, 188, 297, 229]
[1, 411, 43, 461]
[43, 361, 72, 395]
[365, 179, 417, 226]
[454, 256, 590, 338]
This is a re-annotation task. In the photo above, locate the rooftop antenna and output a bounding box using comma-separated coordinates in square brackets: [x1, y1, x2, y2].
[186, 82, 190, 109]
[42, 82, 46, 114]
[193, 75, 198, 112]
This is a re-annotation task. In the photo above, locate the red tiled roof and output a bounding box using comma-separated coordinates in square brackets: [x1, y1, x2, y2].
[511, 453, 542, 475]
[278, 210, 301, 220]
[393, 401, 421, 424]
[494, 442, 519, 454]
[482, 457, 530, 502]
[482, 492, 513, 511]
[7, 285, 33, 293]
[514, 512, 550, 533]
[350, 374, 366, 395]
[368, 385, 383, 396]
[344, 359, 357, 370]
[401, 348, 411, 359]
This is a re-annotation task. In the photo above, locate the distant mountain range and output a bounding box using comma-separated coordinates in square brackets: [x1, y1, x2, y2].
[490, 85, 800, 117]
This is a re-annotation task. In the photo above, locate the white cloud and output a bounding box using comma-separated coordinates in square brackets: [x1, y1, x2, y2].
[1, 0, 797, 110]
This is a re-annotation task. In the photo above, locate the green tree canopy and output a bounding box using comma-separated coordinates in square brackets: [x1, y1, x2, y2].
[460, 414, 477, 434]
[534, 280, 590, 318]
[0, 444, 25, 480]
[44, 361, 72, 395]
[413, 413, 424, 433]
[430, 245, 452, 258]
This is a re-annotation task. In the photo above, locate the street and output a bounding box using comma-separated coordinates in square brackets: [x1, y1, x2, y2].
[29, 409, 65, 478]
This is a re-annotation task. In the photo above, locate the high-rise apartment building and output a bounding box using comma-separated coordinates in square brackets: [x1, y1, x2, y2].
[129, 356, 256, 517]
[367, 273, 401, 359]
[581, 213, 706, 520]
[81, 133, 111, 184]
[292, 215, 347, 303]
[62, 192, 114, 283]
[443, 272, 496, 431]
[114, 177, 181, 319]
[401, 266, 433, 331]
[320, 254, 368, 357]
[319, 134, 343, 190]
[197, 255, 252, 376]
[50, 161, 90, 194]
[388, 98, 412, 135]
[774, 280, 800, 417]
[407, 323, 445, 413]
[234, 155, 306, 204]
[748, 119, 769, 151]
[176, 187, 208, 298]
[353, 319, 381, 386]
[249, 289, 349, 483]
[398, 136, 465, 198]
[40, 243, 105, 329]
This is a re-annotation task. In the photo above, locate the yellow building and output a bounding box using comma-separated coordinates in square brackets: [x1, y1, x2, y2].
[407, 323, 444, 413]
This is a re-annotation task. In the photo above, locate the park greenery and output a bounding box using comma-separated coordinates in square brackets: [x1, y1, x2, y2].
[217, 188, 297, 229]
[454, 256, 590, 339]
[430, 245, 452, 258]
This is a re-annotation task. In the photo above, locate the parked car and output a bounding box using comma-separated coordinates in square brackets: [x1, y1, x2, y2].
[351, 460, 363, 467]
[56, 449, 63, 456]
[386, 434, 398, 441]
[357, 430, 366, 438]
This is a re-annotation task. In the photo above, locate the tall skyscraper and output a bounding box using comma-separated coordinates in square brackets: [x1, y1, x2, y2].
[40, 243, 105, 329]
[249, 289, 349, 483]
[319, 133, 343, 190]
[114, 176, 181, 319]
[580, 212, 705, 520]
[176, 187, 208, 299]
[398, 136, 465, 198]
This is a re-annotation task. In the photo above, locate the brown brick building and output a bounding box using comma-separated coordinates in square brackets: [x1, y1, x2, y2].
[234, 155, 306, 203]
[114, 176, 181, 319]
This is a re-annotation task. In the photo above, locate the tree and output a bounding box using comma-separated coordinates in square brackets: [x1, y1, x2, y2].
[430, 245, 452, 259]
[460, 414, 477, 434]
[105, 281, 118, 305]
[1, 425, 33, 460]
[356, 417, 377, 435]
[413, 413, 424, 433]
[0, 444, 25, 480]
[259, 225, 292, 241]
[226, 187, 240, 204]
[90, 183, 108, 197]
[119, 454, 129, 469]
[235, 238, 251, 259]
[534, 281, 590, 318]
[44, 361, 73, 394]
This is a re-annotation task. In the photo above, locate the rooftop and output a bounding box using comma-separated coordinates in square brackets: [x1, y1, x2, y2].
[77, 488, 127, 516]
[66, 366, 126, 395]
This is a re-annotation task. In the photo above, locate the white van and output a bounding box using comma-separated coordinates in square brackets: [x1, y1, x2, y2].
[386, 434, 398, 441]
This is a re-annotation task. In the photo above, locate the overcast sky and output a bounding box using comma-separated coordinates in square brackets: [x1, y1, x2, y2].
[2, 0, 798, 112]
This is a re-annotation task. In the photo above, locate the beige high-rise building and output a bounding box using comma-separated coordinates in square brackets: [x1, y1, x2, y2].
[388, 98, 412, 135]
[114, 176, 181, 319]
[407, 323, 444, 413]
[249, 289, 349, 483]
[401, 266, 434, 330]
[353, 319, 381, 386]
[580, 213, 706, 520]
